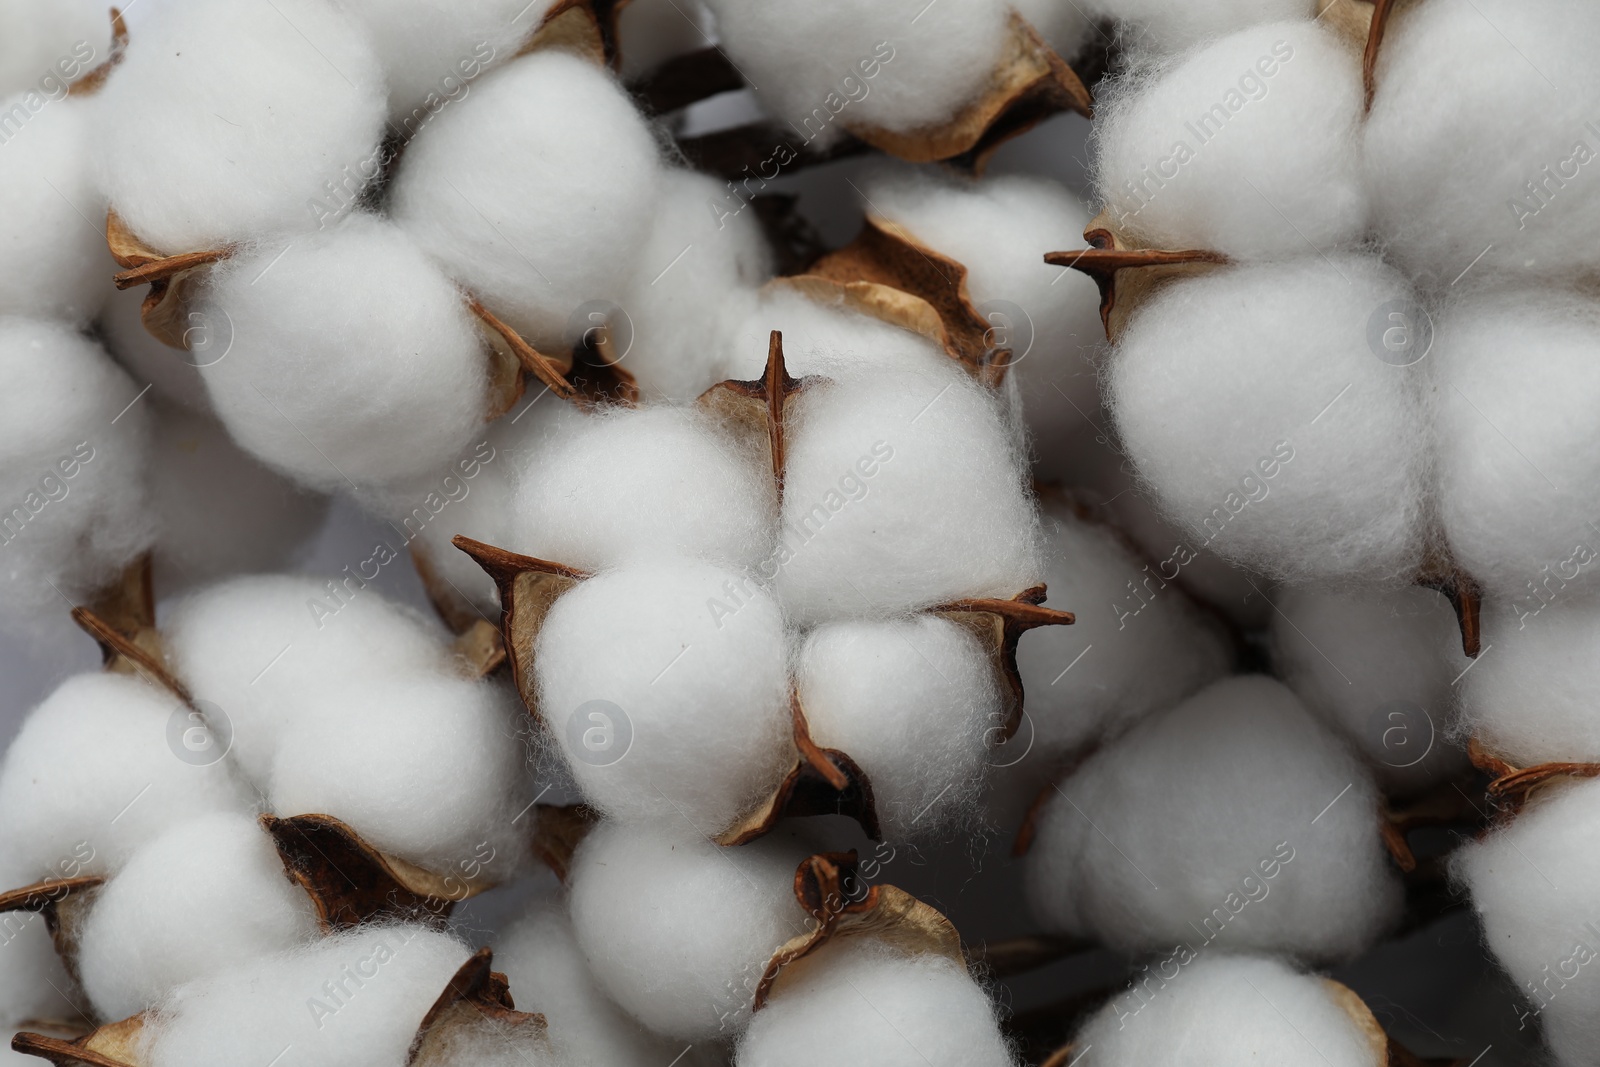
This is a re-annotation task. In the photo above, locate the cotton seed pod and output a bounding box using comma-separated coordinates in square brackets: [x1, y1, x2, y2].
[94, 0, 387, 252]
[1022, 676, 1403, 962]
[1094, 20, 1368, 260]
[1106, 254, 1431, 584]
[1271, 584, 1470, 797]
[699, 0, 1091, 168]
[1064, 953, 1400, 1067]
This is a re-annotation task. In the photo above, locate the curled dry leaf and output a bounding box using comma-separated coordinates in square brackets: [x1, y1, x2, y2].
[1046, 210, 1228, 342]
[753, 851, 964, 1012]
[66, 7, 128, 99]
[529, 803, 602, 882]
[408, 947, 548, 1067]
[260, 813, 482, 931]
[845, 13, 1092, 173]
[787, 218, 1011, 387]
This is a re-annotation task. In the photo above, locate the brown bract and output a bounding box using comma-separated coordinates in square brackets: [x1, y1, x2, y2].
[846, 14, 1092, 174]
[514, 0, 612, 68]
[1469, 738, 1600, 810]
[13, 1015, 144, 1067]
[106, 210, 231, 351]
[696, 331, 808, 496]
[66, 8, 128, 98]
[1046, 211, 1229, 342]
[1314, 0, 1417, 110]
[0, 879, 104, 991]
[408, 948, 548, 1067]
[934, 588, 1074, 740]
[1377, 776, 1485, 874]
[753, 852, 964, 1011]
[467, 298, 641, 412]
[1416, 550, 1482, 658]
[72, 556, 190, 700]
[791, 218, 1011, 386]
[529, 803, 602, 881]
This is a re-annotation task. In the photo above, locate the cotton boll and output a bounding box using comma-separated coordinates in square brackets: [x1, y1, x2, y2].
[568, 821, 810, 1041]
[0, 673, 252, 882]
[1073, 954, 1382, 1067]
[1109, 256, 1430, 583]
[1460, 601, 1600, 768]
[497, 890, 693, 1065]
[617, 168, 774, 402]
[1365, 0, 1600, 283]
[0, 95, 106, 324]
[1016, 500, 1231, 765]
[139, 924, 471, 1067]
[96, 0, 386, 251]
[197, 213, 489, 493]
[1024, 676, 1401, 961]
[331, 0, 552, 127]
[148, 404, 328, 594]
[0, 0, 110, 98]
[719, 286, 952, 383]
[267, 673, 532, 877]
[535, 559, 792, 832]
[1095, 22, 1366, 259]
[77, 812, 320, 1020]
[100, 285, 211, 415]
[1272, 585, 1469, 796]
[1432, 287, 1600, 602]
[0, 317, 154, 622]
[390, 51, 664, 351]
[165, 575, 455, 786]
[0, 912, 83, 1029]
[511, 405, 776, 572]
[702, 0, 1010, 150]
[737, 939, 1014, 1067]
[1084, 0, 1312, 55]
[775, 363, 1043, 623]
[1456, 777, 1600, 1067]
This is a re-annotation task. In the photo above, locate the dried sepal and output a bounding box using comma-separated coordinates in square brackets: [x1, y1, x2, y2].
[845, 14, 1091, 174]
[1467, 738, 1600, 807]
[753, 851, 964, 1011]
[1415, 549, 1482, 658]
[0, 878, 104, 991]
[408, 948, 548, 1067]
[66, 7, 129, 98]
[1378, 776, 1485, 873]
[410, 544, 488, 636]
[467, 298, 639, 410]
[70, 555, 188, 701]
[797, 218, 1011, 386]
[1047, 211, 1228, 342]
[260, 813, 473, 931]
[449, 619, 508, 679]
[514, 0, 618, 69]
[1314, 0, 1414, 109]
[467, 298, 582, 406]
[106, 210, 231, 350]
[452, 536, 590, 725]
[13, 1023, 142, 1067]
[529, 804, 601, 882]
[696, 331, 808, 496]
[716, 693, 879, 847]
[933, 587, 1075, 740]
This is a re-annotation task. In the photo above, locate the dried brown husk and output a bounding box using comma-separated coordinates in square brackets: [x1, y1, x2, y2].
[1468, 738, 1600, 814]
[1045, 210, 1229, 343]
[0, 879, 104, 994]
[65, 8, 128, 99]
[1376, 774, 1485, 873]
[695, 331, 808, 495]
[1314, 0, 1419, 109]
[787, 217, 1011, 387]
[844, 13, 1092, 174]
[529, 803, 602, 881]
[934, 588, 1074, 740]
[513, 0, 611, 68]
[11, 949, 545, 1067]
[1415, 548, 1482, 658]
[752, 852, 964, 1011]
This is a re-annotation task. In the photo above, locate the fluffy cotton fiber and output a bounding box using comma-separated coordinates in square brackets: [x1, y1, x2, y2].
[796, 615, 1001, 837]
[1273, 584, 1469, 795]
[1432, 286, 1600, 602]
[737, 938, 1015, 1067]
[497, 889, 693, 1066]
[1365, 0, 1600, 282]
[1073, 954, 1382, 1066]
[0, 95, 106, 324]
[148, 403, 329, 594]
[138, 924, 472, 1067]
[0, 0, 110, 98]
[1024, 676, 1402, 961]
[1016, 499, 1232, 764]
[860, 169, 1106, 464]
[1085, 0, 1311, 55]
[96, 0, 386, 251]
[535, 559, 793, 833]
[99, 285, 212, 415]
[0, 317, 154, 621]
[332, 0, 552, 127]
[701, 0, 1010, 150]
[614, 168, 774, 402]
[77, 812, 321, 1020]
[568, 821, 810, 1041]
[389, 50, 664, 351]
[197, 212, 489, 493]
[1456, 777, 1600, 1067]
[775, 362, 1043, 623]
[1460, 601, 1600, 768]
[1095, 21, 1366, 259]
[718, 285, 952, 384]
[510, 404, 776, 573]
[1109, 255, 1431, 583]
[0, 673, 251, 882]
